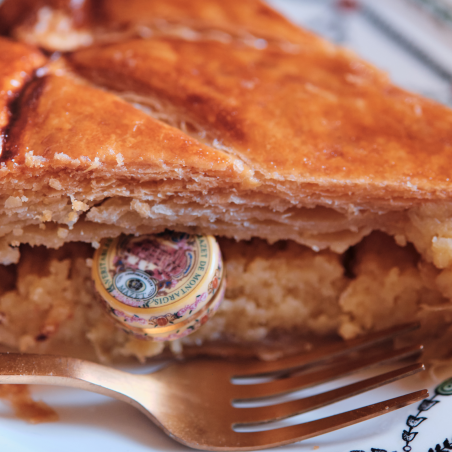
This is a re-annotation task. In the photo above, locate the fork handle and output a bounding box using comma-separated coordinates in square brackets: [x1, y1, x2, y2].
[0, 353, 141, 406]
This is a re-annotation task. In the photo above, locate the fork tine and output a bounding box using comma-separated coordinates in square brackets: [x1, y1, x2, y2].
[233, 363, 424, 425]
[234, 322, 419, 377]
[235, 389, 428, 450]
[233, 344, 422, 400]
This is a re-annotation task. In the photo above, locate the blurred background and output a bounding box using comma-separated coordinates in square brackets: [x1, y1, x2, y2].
[270, 0, 452, 106]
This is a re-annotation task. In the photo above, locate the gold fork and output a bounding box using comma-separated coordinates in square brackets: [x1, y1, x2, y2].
[0, 323, 427, 450]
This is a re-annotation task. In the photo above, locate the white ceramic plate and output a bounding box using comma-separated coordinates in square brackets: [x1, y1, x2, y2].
[2, 1, 452, 451]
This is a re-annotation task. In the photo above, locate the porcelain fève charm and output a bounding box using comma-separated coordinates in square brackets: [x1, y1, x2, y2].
[92, 231, 225, 341]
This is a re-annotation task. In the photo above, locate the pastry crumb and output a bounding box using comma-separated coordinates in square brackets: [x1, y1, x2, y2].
[70, 196, 89, 212]
[5, 196, 22, 208]
[54, 152, 80, 167]
[83, 156, 101, 171]
[25, 151, 47, 168]
[131, 199, 151, 218]
[49, 178, 63, 190]
[57, 227, 69, 239]
[0, 384, 58, 424]
[40, 210, 52, 222]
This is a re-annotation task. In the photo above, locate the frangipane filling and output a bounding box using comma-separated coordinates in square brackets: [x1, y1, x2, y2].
[0, 231, 451, 363]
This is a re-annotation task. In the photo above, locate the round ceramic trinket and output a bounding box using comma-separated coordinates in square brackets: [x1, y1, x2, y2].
[92, 231, 225, 341]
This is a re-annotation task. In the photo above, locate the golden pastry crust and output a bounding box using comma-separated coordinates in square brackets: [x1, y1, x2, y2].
[94, 0, 310, 44]
[0, 37, 46, 131]
[0, 0, 91, 38]
[2, 74, 244, 180]
[0, 0, 315, 51]
[68, 37, 452, 201]
[1, 2, 451, 206]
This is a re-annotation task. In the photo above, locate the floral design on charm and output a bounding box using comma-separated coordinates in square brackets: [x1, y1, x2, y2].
[92, 231, 225, 341]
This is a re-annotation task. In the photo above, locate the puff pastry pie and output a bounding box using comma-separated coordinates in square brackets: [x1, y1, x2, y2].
[0, 0, 452, 363]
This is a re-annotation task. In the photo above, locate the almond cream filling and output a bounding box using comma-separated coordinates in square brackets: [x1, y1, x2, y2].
[0, 232, 451, 363]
